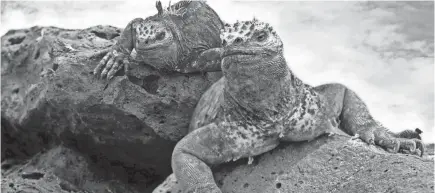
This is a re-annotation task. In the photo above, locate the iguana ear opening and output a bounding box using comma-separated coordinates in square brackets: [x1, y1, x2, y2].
[156, 1, 164, 15]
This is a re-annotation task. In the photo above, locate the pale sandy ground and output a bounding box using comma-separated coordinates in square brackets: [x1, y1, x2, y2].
[1, 1, 433, 143]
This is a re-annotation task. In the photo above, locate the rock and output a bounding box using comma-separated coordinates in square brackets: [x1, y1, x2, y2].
[1, 145, 142, 193]
[162, 135, 434, 193]
[426, 143, 434, 160]
[1, 25, 222, 190]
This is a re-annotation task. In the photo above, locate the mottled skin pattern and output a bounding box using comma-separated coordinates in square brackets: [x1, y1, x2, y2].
[154, 19, 426, 193]
[92, 0, 223, 80]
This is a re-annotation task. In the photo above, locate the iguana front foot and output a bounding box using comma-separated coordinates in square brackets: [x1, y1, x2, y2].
[355, 127, 401, 153]
[93, 49, 129, 80]
[397, 138, 424, 157]
[172, 121, 279, 193]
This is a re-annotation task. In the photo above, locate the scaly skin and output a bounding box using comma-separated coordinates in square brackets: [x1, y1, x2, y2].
[392, 128, 424, 156]
[157, 19, 426, 193]
[92, 0, 223, 80]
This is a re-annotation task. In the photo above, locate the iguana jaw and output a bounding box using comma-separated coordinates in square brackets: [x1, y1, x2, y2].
[221, 44, 282, 72]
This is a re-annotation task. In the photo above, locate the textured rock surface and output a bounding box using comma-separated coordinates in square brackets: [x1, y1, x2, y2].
[163, 135, 434, 193]
[1, 25, 221, 191]
[1, 146, 141, 193]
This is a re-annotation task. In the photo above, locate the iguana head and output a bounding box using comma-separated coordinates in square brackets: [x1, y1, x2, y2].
[220, 19, 293, 111]
[134, 1, 223, 70]
[221, 18, 288, 84]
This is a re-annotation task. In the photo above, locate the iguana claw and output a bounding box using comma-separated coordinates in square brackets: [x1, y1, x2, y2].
[93, 49, 127, 80]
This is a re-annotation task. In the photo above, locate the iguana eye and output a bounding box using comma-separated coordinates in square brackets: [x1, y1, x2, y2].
[234, 37, 243, 44]
[256, 32, 268, 42]
[156, 31, 166, 40]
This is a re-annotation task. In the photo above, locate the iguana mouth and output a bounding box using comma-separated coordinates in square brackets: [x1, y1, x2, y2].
[222, 48, 258, 58]
[222, 47, 272, 59]
[136, 45, 168, 51]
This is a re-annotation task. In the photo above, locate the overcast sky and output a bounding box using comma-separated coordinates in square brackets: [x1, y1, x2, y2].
[1, 1, 434, 142]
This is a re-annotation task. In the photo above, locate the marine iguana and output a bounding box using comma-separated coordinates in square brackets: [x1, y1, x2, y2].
[157, 19, 425, 193]
[92, 0, 223, 80]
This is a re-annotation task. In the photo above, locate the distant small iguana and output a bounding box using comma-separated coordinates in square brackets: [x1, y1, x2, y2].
[92, 0, 223, 80]
[156, 19, 424, 193]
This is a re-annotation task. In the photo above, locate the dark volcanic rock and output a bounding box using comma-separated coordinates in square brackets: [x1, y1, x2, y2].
[160, 135, 435, 193]
[1, 25, 222, 191]
[1, 146, 141, 193]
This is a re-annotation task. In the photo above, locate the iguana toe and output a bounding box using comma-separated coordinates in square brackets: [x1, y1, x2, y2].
[100, 56, 115, 79]
[93, 51, 112, 76]
[106, 58, 123, 80]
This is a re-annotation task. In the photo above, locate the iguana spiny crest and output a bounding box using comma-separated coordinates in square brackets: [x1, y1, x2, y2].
[220, 18, 279, 47]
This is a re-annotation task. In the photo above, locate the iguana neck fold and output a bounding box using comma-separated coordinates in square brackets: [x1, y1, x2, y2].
[222, 53, 306, 121]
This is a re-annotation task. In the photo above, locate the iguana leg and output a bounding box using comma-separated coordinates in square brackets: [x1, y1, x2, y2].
[340, 87, 403, 152]
[316, 83, 423, 155]
[172, 123, 279, 193]
[413, 139, 424, 157]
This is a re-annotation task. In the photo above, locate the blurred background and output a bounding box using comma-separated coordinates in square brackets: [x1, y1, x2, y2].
[1, 1, 434, 142]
